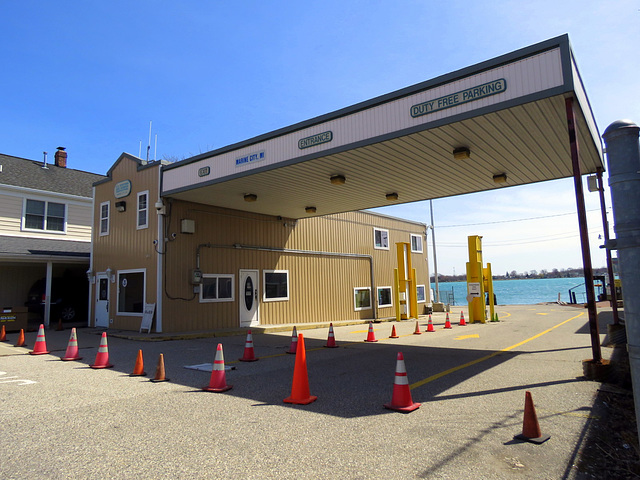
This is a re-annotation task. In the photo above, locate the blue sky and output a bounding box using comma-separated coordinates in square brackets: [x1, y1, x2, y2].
[1, 1, 638, 276]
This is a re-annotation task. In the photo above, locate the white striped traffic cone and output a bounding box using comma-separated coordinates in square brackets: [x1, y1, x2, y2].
[29, 324, 50, 355]
[61, 328, 82, 361]
[324, 323, 338, 348]
[383, 352, 421, 413]
[203, 343, 232, 392]
[239, 330, 259, 361]
[90, 332, 113, 368]
[286, 326, 298, 354]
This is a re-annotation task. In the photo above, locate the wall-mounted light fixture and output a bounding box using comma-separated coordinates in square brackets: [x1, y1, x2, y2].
[244, 193, 258, 202]
[385, 192, 399, 201]
[330, 174, 346, 185]
[493, 173, 508, 184]
[453, 147, 471, 160]
[86, 269, 95, 284]
[305, 206, 317, 214]
[105, 267, 115, 283]
[115, 200, 126, 212]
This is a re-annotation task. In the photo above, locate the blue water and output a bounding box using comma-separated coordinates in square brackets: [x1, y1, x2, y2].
[432, 277, 591, 306]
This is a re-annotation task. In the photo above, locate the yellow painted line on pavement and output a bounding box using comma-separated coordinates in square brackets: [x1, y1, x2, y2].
[537, 313, 549, 316]
[409, 312, 585, 390]
[455, 334, 480, 340]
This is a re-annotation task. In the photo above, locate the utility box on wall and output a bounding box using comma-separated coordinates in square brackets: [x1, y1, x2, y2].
[1, 306, 28, 332]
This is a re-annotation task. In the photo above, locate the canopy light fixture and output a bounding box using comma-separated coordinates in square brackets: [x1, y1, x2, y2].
[305, 206, 317, 214]
[385, 192, 399, 201]
[330, 174, 346, 185]
[243, 193, 258, 202]
[115, 200, 126, 212]
[453, 147, 471, 160]
[493, 173, 508, 184]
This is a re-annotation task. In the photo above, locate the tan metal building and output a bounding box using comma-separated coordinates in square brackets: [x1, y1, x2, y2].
[90, 153, 429, 332]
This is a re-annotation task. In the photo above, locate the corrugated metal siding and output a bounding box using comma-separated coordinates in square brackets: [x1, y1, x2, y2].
[161, 204, 428, 332]
[91, 159, 160, 330]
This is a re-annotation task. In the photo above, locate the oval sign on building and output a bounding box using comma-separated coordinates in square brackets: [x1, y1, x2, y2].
[114, 180, 132, 199]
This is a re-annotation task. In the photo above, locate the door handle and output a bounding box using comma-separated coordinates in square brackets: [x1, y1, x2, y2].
[254, 289, 258, 301]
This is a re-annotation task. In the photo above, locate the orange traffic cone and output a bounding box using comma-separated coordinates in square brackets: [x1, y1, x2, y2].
[56, 318, 64, 331]
[14, 328, 27, 347]
[130, 349, 146, 376]
[29, 324, 50, 355]
[444, 313, 452, 329]
[203, 343, 232, 392]
[413, 320, 422, 335]
[389, 325, 399, 339]
[286, 326, 298, 354]
[284, 334, 317, 405]
[364, 322, 378, 342]
[426, 315, 435, 333]
[514, 391, 550, 444]
[459, 311, 467, 326]
[384, 352, 421, 413]
[1, 325, 7, 342]
[324, 323, 338, 348]
[150, 353, 169, 382]
[61, 328, 82, 361]
[90, 332, 113, 369]
[239, 330, 259, 361]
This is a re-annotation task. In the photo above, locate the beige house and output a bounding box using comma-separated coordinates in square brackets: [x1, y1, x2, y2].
[90, 153, 429, 332]
[0, 149, 105, 328]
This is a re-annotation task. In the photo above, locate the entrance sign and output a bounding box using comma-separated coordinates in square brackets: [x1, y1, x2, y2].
[139, 303, 156, 333]
[298, 131, 333, 149]
[411, 79, 507, 118]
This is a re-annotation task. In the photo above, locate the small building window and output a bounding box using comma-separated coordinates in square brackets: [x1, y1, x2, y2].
[137, 191, 149, 229]
[23, 199, 66, 232]
[410, 234, 423, 253]
[200, 274, 235, 302]
[354, 287, 371, 311]
[416, 285, 426, 303]
[99, 201, 110, 236]
[264, 270, 289, 301]
[373, 228, 389, 250]
[117, 269, 145, 314]
[377, 286, 392, 308]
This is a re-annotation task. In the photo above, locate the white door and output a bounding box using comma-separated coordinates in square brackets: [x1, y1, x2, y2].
[95, 274, 109, 328]
[239, 269, 259, 327]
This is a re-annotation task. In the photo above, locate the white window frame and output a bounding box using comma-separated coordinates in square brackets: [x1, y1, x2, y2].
[416, 285, 426, 303]
[353, 287, 372, 311]
[377, 286, 393, 308]
[116, 268, 146, 316]
[137, 191, 149, 230]
[200, 274, 235, 303]
[263, 270, 289, 302]
[22, 198, 67, 234]
[410, 234, 423, 253]
[373, 227, 389, 250]
[99, 201, 110, 236]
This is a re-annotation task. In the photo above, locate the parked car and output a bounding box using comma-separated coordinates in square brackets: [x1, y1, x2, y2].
[25, 275, 88, 322]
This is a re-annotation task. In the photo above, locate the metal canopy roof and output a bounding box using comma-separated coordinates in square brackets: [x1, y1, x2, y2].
[162, 35, 603, 219]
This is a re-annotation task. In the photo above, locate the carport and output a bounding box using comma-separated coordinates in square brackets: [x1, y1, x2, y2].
[162, 35, 604, 361]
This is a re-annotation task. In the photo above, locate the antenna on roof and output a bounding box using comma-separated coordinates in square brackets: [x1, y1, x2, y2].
[146, 121, 152, 162]
[139, 141, 142, 158]
[154, 134, 158, 161]
[42, 151, 48, 169]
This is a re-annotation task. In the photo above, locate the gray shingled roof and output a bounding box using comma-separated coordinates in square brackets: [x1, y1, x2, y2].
[0, 235, 90, 258]
[0, 153, 105, 198]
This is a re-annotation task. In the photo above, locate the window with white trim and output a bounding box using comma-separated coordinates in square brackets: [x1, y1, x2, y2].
[117, 269, 145, 314]
[200, 274, 235, 302]
[416, 285, 426, 303]
[99, 201, 110, 236]
[354, 287, 371, 311]
[377, 286, 392, 308]
[137, 191, 149, 229]
[373, 228, 389, 250]
[263, 270, 289, 301]
[410, 234, 423, 253]
[23, 199, 66, 232]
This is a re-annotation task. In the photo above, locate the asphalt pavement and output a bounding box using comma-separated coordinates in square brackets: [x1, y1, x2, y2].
[0, 304, 620, 479]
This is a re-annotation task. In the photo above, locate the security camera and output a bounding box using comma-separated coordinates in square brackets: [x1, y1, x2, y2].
[155, 201, 164, 211]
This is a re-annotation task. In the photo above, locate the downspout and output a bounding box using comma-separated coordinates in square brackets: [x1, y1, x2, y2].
[155, 165, 164, 333]
[88, 185, 95, 327]
[196, 243, 377, 321]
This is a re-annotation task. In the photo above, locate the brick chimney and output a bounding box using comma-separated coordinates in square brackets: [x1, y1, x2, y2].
[54, 147, 67, 168]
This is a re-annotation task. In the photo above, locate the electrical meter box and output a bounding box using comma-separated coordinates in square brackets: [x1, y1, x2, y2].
[191, 268, 203, 285]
